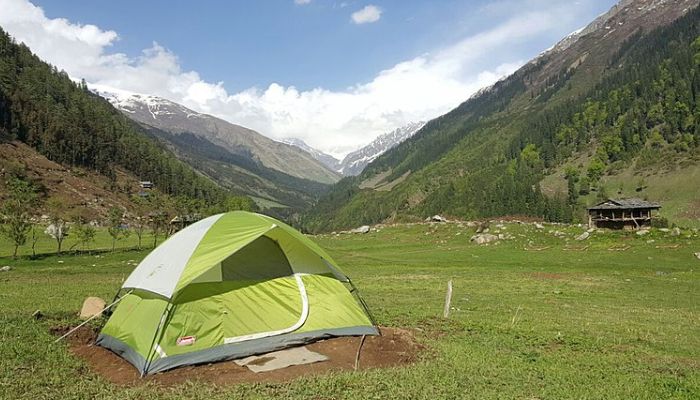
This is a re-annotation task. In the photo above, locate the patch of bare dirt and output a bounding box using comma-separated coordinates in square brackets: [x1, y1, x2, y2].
[56, 326, 423, 387]
[528, 272, 566, 280]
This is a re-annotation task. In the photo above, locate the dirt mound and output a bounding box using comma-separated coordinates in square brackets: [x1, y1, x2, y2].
[57, 326, 422, 387]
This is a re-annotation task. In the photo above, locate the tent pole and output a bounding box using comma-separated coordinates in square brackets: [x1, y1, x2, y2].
[54, 290, 133, 343]
[141, 302, 174, 377]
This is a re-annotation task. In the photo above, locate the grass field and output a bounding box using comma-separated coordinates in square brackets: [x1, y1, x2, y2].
[1, 221, 698, 399]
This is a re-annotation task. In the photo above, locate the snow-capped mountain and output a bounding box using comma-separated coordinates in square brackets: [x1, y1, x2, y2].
[338, 121, 426, 176]
[92, 85, 340, 185]
[281, 138, 341, 172]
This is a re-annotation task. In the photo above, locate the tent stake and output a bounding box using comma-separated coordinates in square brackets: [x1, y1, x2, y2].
[354, 334, 366, 370]
[54, 290, 132, 343]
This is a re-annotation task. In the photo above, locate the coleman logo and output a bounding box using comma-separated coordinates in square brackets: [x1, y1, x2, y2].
[177, 336, 196, 346]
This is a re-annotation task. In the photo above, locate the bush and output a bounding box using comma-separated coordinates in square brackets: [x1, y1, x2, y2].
[651, 216, 669, 228]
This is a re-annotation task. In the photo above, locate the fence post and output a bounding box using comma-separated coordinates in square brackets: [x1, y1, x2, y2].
[443, 280, 453, 318]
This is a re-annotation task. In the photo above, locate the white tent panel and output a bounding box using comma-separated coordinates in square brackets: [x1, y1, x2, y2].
[122, 214, 223, 298]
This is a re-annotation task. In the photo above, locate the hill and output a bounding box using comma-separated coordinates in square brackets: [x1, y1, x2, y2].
[93, 88, 340, 213]
[303, 0, 700, 232]
[0, 27, 252, 216]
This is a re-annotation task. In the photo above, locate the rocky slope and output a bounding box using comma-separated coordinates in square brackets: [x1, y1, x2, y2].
[338, 121, 426, 176]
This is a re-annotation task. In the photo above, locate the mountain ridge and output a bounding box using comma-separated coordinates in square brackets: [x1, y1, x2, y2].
[303, 0, 700, 232]
[94, 86, 341, 185]
[283, 121, 426, 177]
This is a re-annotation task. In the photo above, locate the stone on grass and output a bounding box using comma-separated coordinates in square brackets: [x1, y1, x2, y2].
[535, 223, 545, 230]
[0, 266, 11, 272]
[349, 225, 370, 234]
[79, 297, 106, 320]
[575, 232, 590, 241]
[695, 252, 700, 260]
[671, 227, 681, 236]
[470, 233, 499, 245]
[635, 229, 649, 236]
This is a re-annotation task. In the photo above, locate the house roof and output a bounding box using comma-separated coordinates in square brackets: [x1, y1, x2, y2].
[588, 198, 661, 211]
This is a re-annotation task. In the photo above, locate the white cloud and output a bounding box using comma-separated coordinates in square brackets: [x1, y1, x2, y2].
[294, 0, 311, 5]
[351, 4, 382, 24]
[0, 0, 584, 158]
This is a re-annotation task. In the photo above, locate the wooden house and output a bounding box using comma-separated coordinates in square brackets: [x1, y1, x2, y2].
[587, 198, 661, 230]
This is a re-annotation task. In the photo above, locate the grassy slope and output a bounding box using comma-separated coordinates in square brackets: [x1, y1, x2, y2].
[1, 222, 698, 399]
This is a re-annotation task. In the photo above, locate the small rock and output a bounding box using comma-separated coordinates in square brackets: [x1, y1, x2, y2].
[671, 227, 681, 236]
[659, 228, 670, 233]
[57, 260, 64, 264]
[575, 232, 590, 241]
[535, 223, 545, 230]
[586, 228, 595, 233]
[694, 252, 700, 260]
[470, 233, 499, 245]
[349, 225, 370, 234]
[0, 266, 11, 272]
[79, 297, 107, 320]
[427, 215, 448, 223]
[636, 230, 649, 236]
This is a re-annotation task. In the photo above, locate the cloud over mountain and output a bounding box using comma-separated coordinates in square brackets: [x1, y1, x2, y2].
[0, 0, 587, 157]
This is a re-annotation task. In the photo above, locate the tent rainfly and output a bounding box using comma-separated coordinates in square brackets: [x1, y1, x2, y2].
[97, 211, 378, 375]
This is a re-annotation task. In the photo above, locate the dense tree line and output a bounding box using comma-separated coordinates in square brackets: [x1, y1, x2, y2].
[510, 10, 700, 197]
[0, 27, 252, 209]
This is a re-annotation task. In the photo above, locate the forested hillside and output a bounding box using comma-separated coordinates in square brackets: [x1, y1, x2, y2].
[303, 1, 700, 232]
[0, 27, 251, 211]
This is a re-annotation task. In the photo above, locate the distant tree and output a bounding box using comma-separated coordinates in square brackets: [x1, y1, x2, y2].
[72, 216, 96, 252]
[146, 193, 170, 248]
[564, 166, 580, 205]
[149, 212, 168, 249]
[586, 158, 606, 184]
[45, 198, 70, 254]
[520, 144, 543, 170]
[131, 196, 149, 250]
[107, 207, 129, 252]
[30, 224, 40, 258]
[0, 177, 38, 258]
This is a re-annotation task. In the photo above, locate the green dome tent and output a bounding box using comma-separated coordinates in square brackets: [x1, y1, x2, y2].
[97, 211, 377, 375]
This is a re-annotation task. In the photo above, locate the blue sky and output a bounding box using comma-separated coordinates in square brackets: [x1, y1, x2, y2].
[1, 0, 616, 156]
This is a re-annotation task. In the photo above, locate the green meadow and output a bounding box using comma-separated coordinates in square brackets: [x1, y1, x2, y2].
[0, 221, 698, 399]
